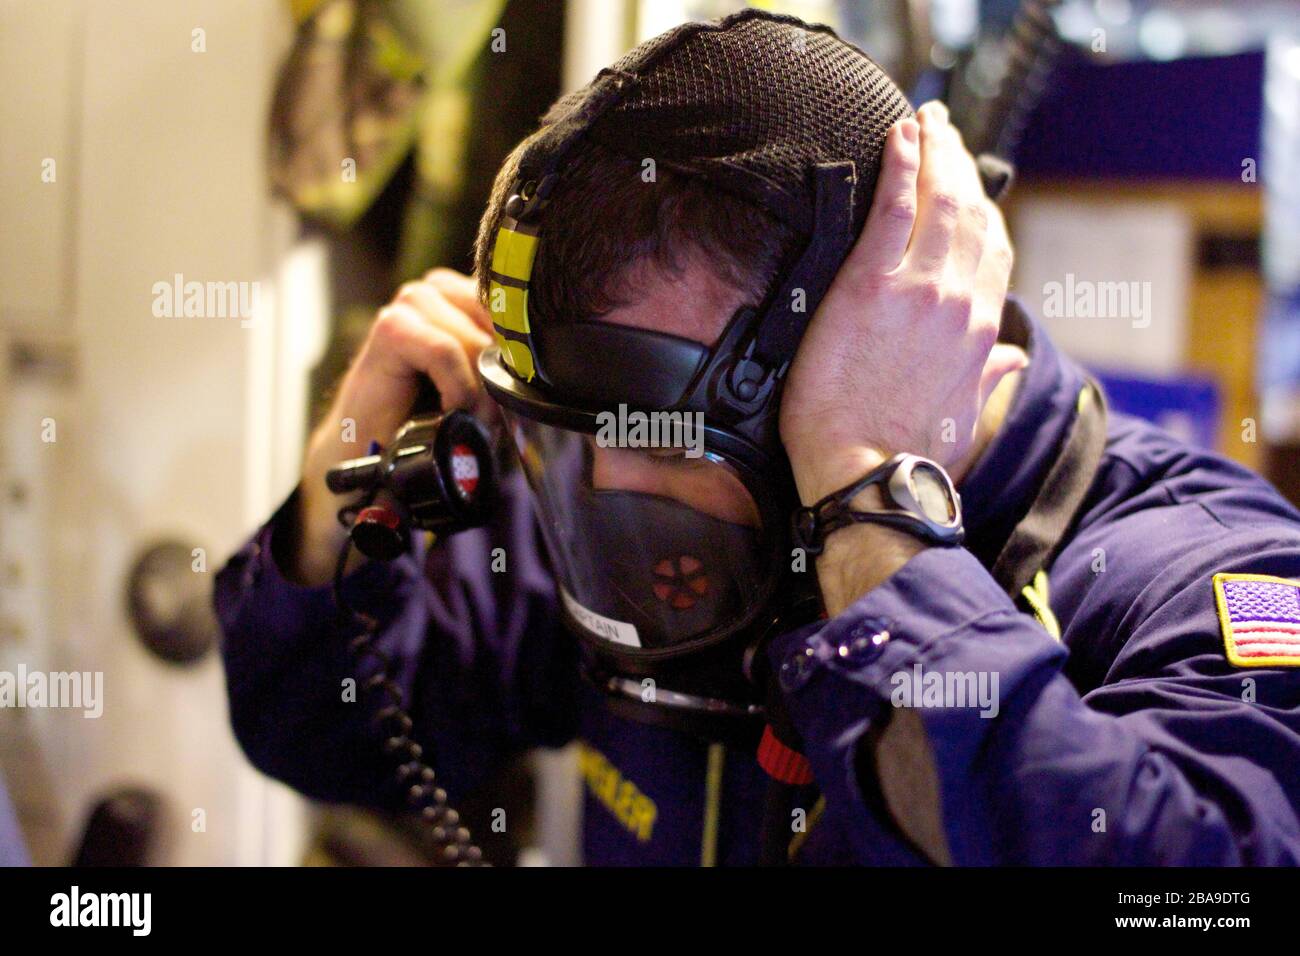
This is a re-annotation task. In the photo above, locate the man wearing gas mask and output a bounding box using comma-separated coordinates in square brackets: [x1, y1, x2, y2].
[217, 10, 1300, 865]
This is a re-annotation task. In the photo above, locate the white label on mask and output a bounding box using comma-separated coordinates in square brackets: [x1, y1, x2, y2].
[560, 588, 641, 648]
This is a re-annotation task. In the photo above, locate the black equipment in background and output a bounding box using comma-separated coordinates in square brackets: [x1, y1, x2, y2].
[126, 540, 221, 664]
[72, 787, 164, 867]
[943, 0, 1066, 160]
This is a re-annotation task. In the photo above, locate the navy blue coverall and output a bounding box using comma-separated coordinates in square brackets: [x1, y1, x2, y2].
[215, 308, 1300, 865]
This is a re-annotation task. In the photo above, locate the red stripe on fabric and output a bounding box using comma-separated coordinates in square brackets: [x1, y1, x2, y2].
[1235, 644, 1300, 658]
[758, 726, 814, 785]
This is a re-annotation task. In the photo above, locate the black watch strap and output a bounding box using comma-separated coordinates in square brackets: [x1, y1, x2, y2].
[792, 454, 964, 556]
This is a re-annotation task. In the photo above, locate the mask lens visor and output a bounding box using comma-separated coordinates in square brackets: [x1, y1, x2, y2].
[504, 410, 772, 650]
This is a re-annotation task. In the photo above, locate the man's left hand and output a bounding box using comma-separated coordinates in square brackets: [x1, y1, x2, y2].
[780, 102, 1024, 507]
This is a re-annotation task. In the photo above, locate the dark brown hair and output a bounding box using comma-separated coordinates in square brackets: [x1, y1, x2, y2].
[474, 136, 797, 341]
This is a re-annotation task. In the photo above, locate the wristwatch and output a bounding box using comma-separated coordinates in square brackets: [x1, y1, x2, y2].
[792, 453, 964, 555]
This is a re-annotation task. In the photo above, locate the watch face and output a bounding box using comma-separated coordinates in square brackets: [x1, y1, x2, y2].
[908, 463, 956, 525]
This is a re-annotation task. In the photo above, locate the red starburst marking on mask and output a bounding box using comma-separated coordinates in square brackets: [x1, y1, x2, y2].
[651, 555, 710, 610]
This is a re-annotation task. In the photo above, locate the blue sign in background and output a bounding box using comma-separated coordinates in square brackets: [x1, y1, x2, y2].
[1094, 368, 1221, 451]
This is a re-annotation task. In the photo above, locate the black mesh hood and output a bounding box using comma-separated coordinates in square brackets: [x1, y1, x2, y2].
[539, 9, 912, 239]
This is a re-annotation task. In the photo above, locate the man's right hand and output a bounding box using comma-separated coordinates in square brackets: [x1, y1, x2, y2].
[290, 268, 495, 586]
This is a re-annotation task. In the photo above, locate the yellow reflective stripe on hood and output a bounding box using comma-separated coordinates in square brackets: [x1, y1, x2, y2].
[489, 282, 530, 335]
[491, 225, 539, 285]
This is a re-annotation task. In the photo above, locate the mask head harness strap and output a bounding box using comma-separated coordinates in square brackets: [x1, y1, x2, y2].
[489, 146, 861, 455]
[487, 69, 637, 382]
[698, 162, 859, 429]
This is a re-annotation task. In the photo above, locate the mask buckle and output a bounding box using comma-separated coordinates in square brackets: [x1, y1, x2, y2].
[503, 173, 558, 223]
[721, 337, 784, 415]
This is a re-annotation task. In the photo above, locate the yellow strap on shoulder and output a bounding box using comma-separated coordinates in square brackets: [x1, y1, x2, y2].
[787, 796, 826, 862]
[1021, 569, 1061, 641]
[700, 743, 725, 867]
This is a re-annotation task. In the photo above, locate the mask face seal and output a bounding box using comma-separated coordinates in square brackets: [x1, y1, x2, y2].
[506, 411, 779, 654]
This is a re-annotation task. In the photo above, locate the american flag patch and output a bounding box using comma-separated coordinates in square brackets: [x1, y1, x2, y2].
[1213, 573, 1300, 668]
